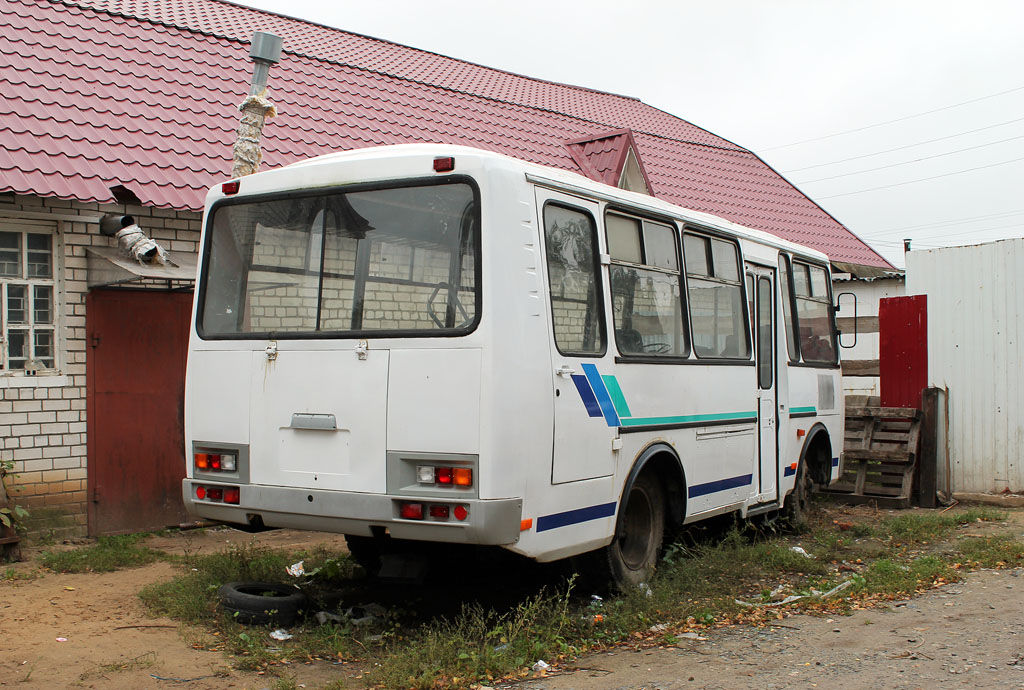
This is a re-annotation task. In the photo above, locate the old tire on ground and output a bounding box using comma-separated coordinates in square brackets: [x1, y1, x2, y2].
[217, 582, 307, 626]
[605, 472, 665, 591]
[784, 459, 813, 526]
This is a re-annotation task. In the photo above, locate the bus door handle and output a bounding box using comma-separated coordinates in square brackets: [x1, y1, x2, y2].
[556, 366, 576, 378]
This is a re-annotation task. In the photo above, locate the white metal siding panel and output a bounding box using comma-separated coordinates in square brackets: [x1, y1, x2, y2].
[907, 239, 1024, 493]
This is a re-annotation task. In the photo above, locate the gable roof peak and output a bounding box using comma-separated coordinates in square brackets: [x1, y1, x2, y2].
[565, 128, 652, 195]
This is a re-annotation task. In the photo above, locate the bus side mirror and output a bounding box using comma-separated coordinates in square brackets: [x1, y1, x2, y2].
[835, 291, 857, 349]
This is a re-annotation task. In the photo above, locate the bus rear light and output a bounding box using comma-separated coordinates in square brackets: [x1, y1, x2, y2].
[400, 502, 424, 520]
[433, 156, 455, 173]
[452, 468, 472, 486]
[207, 487, 223, 501]
[195, 486, 206, 500]
[222, 180, 240, 195]
[428, 505, 449, 519]
[195, 452, 237, 473]
[416, 465, 434, 483]
[435, 467, 453, 484]
[453, 505, 468, 521]
[224, 487, 240, 504]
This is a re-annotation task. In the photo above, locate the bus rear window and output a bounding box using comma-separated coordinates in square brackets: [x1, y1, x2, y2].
[198, 182, 478, 338]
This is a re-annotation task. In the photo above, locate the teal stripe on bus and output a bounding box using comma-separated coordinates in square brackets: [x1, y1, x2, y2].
[619, 411, 757, 427]
[602, 375, 632, 418]
[789, 406, 817, 415]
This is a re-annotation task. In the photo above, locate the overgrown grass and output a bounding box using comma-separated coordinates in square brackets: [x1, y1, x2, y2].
[40, 534, 166, 573]
[137, 507, 1023, 690]
[875, 507, 1007, 544]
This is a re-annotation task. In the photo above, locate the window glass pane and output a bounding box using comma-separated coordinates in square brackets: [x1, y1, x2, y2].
[7, 285, 27, 323]
[683, 234, 709, 277]
[7, 330, 26, 369]
[688, 277, 750, 358]
[778, 256, 800, 362]
[796, 298, 836, 363]
[606, 214, 641, 263]
[545, 205, 603, 354]
[793, 263, 811, 297]
[757, 277, 773, 389]
[33, 330, 54, 368]
[610, 266, 688, 356]
[0, 231, 20, 277]
[642, 221, 678, 271]
[746, 274, 755, 338]
[809, 265, 829, 298]
[26, 233, 52, 278]
[710, 238, 740, 281]
[33, 285, 53, 324]
[200, 183, 477, 336]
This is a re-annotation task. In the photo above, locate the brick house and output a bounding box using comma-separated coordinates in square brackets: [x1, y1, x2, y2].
[0, 0, 890, 537]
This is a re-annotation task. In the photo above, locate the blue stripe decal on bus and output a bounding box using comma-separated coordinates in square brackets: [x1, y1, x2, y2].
[536, 502, 617, 533]
[571, 375, 603, 418]
[783, 462, 798, 477]
[581, 363, 621, 427]
[832, 457, 840, 467]
[687, 474, 753, 498]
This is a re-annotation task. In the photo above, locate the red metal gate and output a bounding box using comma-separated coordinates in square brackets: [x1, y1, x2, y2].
[86, 289, 193, 535]
[879, 294, 928, 409]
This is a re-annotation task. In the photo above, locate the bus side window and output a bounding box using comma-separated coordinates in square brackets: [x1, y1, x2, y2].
[684, 233, 750, 359]
[606, 212, 689, 358]
[543, 204, 605, 355]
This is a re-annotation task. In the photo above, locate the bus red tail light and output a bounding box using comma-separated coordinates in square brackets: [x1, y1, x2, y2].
[428, 505, 449, 519]
[224, 487, 240, 504]
[400, 502, 424, 520]
[454, 505, 468, 521]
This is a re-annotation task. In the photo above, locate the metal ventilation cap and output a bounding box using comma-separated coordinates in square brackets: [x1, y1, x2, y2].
[250, 32, 283, 64]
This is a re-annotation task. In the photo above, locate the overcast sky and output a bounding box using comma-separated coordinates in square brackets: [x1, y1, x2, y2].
[234, 0, 1024, 268]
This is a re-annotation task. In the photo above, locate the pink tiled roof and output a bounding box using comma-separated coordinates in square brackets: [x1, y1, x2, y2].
[0, 0, 889, 267]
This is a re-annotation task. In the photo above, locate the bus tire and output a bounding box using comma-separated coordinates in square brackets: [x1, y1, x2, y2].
[784, 459, 813, 526]
[344, 534, 381, 576]
[606, 472, 665, 590]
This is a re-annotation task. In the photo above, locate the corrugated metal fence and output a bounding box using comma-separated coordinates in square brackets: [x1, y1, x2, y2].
[906, 239, 1024, 494]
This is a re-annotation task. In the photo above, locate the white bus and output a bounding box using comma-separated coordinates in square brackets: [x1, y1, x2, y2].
[184, 145, 842, 588]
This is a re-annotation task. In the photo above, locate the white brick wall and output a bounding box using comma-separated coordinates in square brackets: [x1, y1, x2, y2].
[0, 192, 200, 534]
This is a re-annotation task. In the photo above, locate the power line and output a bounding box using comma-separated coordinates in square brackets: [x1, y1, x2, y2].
[759, 85, 1024, 151]
[815, 156, 1024, 199]
[861, 209, 1024, 238]
[907, 220, 1024, 243]
[781, 117, 1024, 173]
[794, 135, 1024, 184]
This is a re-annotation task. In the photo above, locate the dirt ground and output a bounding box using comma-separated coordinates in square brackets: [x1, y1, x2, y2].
[1, 508, 1022, 690]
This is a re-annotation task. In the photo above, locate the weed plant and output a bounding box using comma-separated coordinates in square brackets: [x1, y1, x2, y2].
[40, 534, 165, 573]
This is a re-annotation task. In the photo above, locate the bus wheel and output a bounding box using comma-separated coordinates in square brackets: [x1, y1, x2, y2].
[606, 472, 665, 590]
[784, 460, 813, 526]
[344, 535, 381, 576]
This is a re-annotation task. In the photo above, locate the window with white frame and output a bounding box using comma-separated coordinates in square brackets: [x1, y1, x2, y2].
[0, 220, 57, 372]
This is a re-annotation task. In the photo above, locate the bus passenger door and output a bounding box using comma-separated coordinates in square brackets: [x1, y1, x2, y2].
[748, 266, 779, 503]
[536, 188, 616, 484]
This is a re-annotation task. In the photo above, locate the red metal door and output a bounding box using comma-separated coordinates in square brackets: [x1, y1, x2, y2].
[879, 295, 928, 409]
[86, 289, 193, 535]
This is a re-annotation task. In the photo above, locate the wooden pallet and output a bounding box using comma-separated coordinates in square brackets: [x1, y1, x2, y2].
[822, 405, 922, 509]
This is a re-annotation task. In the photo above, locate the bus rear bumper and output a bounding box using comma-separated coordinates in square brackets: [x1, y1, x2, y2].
[182, 480, 523, 546]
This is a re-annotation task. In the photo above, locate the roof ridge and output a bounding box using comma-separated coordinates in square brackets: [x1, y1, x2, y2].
[208, 0, 645, 104]
[43, 0, 745, 153]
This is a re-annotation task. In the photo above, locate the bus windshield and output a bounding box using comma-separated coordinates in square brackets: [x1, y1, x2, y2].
[198, 181, 478, 338]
